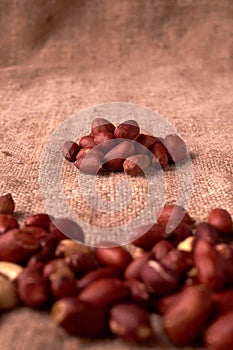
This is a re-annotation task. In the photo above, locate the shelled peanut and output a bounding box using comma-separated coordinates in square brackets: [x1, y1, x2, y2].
[62, 117, 188, 175]
[0, 192, 233, 349]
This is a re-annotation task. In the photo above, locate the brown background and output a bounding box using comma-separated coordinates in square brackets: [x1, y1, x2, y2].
[0, 0, 232, 349]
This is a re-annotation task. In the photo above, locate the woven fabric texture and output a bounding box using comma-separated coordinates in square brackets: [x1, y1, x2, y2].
[0, 0, 232, 349]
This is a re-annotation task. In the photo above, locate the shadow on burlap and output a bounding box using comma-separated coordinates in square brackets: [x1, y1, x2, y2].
[0, 1, 232, 349]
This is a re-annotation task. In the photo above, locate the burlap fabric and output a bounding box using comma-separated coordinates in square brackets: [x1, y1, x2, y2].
[0, 0, 232, 349]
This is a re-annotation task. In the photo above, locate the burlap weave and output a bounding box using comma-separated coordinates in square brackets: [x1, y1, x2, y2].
[0, 0, 232, 349]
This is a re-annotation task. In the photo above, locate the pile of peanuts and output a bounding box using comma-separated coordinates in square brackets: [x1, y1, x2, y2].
[62, 118, 188, 175]
[0, 193, 233, 349]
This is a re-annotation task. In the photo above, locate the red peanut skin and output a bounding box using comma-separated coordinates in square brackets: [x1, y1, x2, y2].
[0, 229, 40, 263]
[91, 117, 115, 135]
[114, 120, 140, 140]
[0, 214, 19, 234]
[205, 311, 233, 350]
[94, 245, 132, 270]
[208, 208, 233, 236]
[150, 142, 168, 169]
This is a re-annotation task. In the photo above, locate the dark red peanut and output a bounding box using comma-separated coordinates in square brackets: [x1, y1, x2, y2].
[78, 135, 96, 148]
[103, 140, 135, 171]
[157, 289, 183, 315]
[216, 243, 233, 285]
[62, 141, 80, 162]
[93, 131, 115, 145]
[0, 193, 15, 214]
[166, 222, 193, 247]
[195, 222, 220, 244]
[43, 259, 75, 280]
[0, 214, 19, 235]
[17, 263, 50, 308]
[78, 278, 129, 306]
[123, 154, 150, 175]
[27, 236, 58, 265]
[75, 148, 103, 174]
[52, 297, 109, 337]
[163, 284, 213, 347]
[157, 204, 195, 226]
[193, 240, 227, 291]
[91, 117, 115, 135]
[76, 267, 121, 292]
[109, 303, 154, 343]
[75, 147, 93, 160]
[208, 208, 233, 236]
[94, 245, 132, 270]
[213, 288, 233, 316]
[114, 120, 140, 140]
[152, 240, 173, 261]
[124, 252, 152, 280]
[65, 252, 97, 277]
[0, 229, 40, 263]
[24, 213, 52, 230]
[22, 226, 50, 241]
[163, 134, 187, 163]
[125, 279, 156, 311]
[49, 218, 84, 242]
[50, 275, 77, 300]
[130, 223, 165, 250]
[204, 311, 233, 350]
[140, 260, 179, 296]
[150, 142, 168, 169]
[161, 249, 193, 278]
[135, 134, 160, 153]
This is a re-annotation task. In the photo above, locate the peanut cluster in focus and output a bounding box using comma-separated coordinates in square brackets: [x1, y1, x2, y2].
[0, 193, 233, 349]
[62, 118, 188, 175]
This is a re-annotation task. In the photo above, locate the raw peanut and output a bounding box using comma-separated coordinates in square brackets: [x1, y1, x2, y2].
[78, 135, 96, 148]
[124, 252, 152, 280]
[208, 208, 233, 236]
[22, 226, 50, 241]
[204, 311, 233, 350]
[0, 275, 19, 309]
[94, 245, 132, 270]
[216, 243, 233, 285]
[27, 236, 57, 265]
[193, 239, 227, 291]
[78, 278, 129, 306]
[152, 240, 173, 261]
[91, 117, 115, 135]
[150, 142, 168, 169]
[95, 138, 118, 153]
[157, 289, 183, 315]
[0, 229, 40, 263]
[0, 193, 15, 214]
[130, 223, 165, 250]
[213, 288, 233, 315]
[24, 213, 52, 230]
[195, 222, 220, 244]
[0, 214, 19, 234]
[167, 222, 193, 247]
[0, 261, 23, 281]
[51, 297, 109, 337]
[140, 260, 179, 296]
[177, 235, 195, 252]
[157, 204, 195, 226]
[62, 141, 80, 162]
[161, 249, 193, 278]
[125, 279, 156, 311]
[17, 263, 50, 308]
[114, 120, 140, 140]
[163, 134, 187, 163]
[75, 148, 103, 174]
[65, 252, 97, 276]
[163, 284, 213, 346]
[135, 134, 160, 153]
[123, 154, 150, 176]
[76, 267, 121, 292]
[49, 218, 84, 242]
[44, 259, 76, 300]
[75, 147, 93, 160]
[55, 239, 91, 258]
[103, 140, 135, 171]
[43, 259, 75, 280]
[93, 131, 115, 145]
[109, 303, 154, 343]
